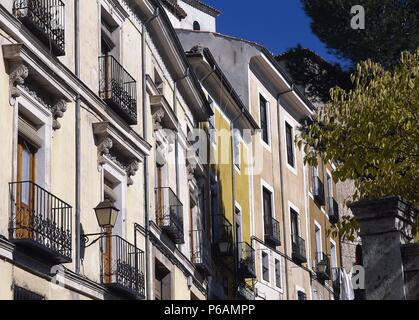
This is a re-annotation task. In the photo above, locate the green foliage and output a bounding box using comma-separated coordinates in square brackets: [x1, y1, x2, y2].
[276, 45, 352, 103]
[298, 50, 419, 211]
[301, 0, 419, 69]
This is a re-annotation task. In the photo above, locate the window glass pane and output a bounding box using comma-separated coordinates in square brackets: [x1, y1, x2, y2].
[21, 145, 31, 204]
[263, 188, 272, 218]
[285, 123, 294, 167]
[275, 259, 281, 288]
[260, 95, 269, 143]
[262, 252, 269, 282]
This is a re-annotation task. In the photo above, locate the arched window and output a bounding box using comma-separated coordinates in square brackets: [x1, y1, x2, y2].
[193, 21, 200, 31]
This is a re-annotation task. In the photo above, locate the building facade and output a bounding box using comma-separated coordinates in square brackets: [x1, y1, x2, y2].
[0, 0, 345, 300]
[171, 0, 342, 300]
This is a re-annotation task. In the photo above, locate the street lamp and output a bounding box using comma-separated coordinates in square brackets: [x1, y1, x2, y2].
[94, 199, 119, 228]
[81, 199, 120, 248]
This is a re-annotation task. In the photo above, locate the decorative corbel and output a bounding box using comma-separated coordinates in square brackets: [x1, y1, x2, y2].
[97, 137, 113, 166]
[152, 109, 165, 131]
[126, 160, 139, 186]
[9, 64, 29, 105]
[51, 100, 67, 130]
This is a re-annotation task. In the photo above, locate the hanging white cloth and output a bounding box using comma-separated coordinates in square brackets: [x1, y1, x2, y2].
[339, 268, 355, 300]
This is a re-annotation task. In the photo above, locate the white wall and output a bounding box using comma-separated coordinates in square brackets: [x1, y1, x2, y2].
[166, 1, 217, 32]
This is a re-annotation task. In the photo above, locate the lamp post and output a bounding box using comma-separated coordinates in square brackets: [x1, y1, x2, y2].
[81, 199, 120, 248]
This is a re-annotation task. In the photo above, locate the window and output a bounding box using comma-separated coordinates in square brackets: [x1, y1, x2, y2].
[275, 259, 282, 289]
[285, 122, 295, 167]
[263, 187, 273, 219]
[193, 21, 201, 31]
[155, 260, 171, 300]
[233, 131, 241, 170]
[330, 241, 337, 268]
[290, 208, 299, 243]
[14, 286, 44, 300]
[262, 251, 269, 282]
[154, 68, 165, 94]
[297, 290, 307, 300]
[259, 94, 269, 144]
[315, 223, 322, 257]
[101, 7, 120, 58]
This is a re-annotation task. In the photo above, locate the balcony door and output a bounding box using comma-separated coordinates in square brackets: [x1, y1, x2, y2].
[16, 136, 37, 239]
[290, 208, 299, 244]
[263, 187, 273, 235]
[103, 175, 122, 285]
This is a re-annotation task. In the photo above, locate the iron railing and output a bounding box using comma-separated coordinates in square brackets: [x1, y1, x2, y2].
[212, 214, 234, 257]
[315, 252, 331, 280]
[99, 55, 137, 125]
[102, 235, 145, 299]
[190, 229, 212, 275]
[238, 242, 256, 278]
[13, 0, 65, 56]
[264, 215, 281, 246]
[155, 187, 184, 244]
[291, 234, 307, 264]
[313, 176, 325, 206]
[328, 197, 339, 224]
[237, 280, 256, 300]
[9, 181, 72, 263]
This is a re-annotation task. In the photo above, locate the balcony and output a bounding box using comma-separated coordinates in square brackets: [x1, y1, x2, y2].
[13, 0, 65, 56]
[99, 55, 137, 125]
[102, 235, 145, 299]
[328, 197, 339, 224]
[9, 181, 72, 264]
[238, 242, 256, 279]
[315, 252, 331, 281]
[313, 176, 325, 206]
[155, 187, 184, 244]
[190, 230, 212, 275]
[264, 215, 281, 247]
[237, 280, 256, 300]
[212, 215, 234, 257]
[291, 235, 307, 264]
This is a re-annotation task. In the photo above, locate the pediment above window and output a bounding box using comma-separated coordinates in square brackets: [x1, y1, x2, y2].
[150, 95, 178, 132]
[3, 43, 72, 130]
[93, 121, 146, 186]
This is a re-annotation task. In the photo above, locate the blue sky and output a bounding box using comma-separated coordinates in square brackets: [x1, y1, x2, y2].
[204, 0, 344, 65]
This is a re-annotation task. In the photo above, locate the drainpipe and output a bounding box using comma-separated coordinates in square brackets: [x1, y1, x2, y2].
[74, 0, 81, 274]
[276, 91, 292, 300]
[173, 68, 190, 196]
[231, 109, 244, 298]
[142, 8, 159, 300]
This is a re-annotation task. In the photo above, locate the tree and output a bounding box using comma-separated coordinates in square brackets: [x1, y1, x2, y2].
[276, 45, 352, 103]
[301, 0, 419, 69]
[298, 50, 419, 238]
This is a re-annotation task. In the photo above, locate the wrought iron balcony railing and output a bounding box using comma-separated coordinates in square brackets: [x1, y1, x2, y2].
[102, 235, 145, 299]
[212, 214, 234, 257]
[315, 252, 331, 280]
[155, 187, 184, 244]
[9, 181, 72, 263]
[313, 176, 325, 206]
[238, 242, 256, 279]
[264, 215, 281, 246]
[291, 234, 307, 264]
[13, 0, 65, 56]
[99, 55, 137, 125]
[190, 229, 212, 275]
[328, 197, 339, 224]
